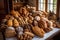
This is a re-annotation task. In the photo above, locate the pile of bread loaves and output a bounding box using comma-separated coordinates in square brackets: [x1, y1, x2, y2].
[1, 6, 59, 40]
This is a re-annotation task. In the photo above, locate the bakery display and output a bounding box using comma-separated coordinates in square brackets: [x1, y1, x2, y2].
[1, 6, 59, 40]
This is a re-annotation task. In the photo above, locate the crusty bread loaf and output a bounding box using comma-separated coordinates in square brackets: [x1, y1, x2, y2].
[10, 10, 20, 18]
[38, 20, 47, 29]
[7, 19, 13, 27]
[35, 16, 40, 21]
[5, 27, 16, 38]
[24, 32, 35, 37]
[32, 26, 45, 37]
[13, 19, 19, 27]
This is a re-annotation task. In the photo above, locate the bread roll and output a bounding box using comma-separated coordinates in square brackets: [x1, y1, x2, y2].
[16, 27, 23, 32]
[47, 21, 53, 29]
[28, 20, 33, 24]
[22, 7, 28, 15]
[29, 15, 34, 20]
[5, 15, 11, 20]
[35, 16, 40, 21]
[56, 22, 60, 28]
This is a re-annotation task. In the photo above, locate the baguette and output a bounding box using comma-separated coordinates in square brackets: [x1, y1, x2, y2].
[25, 32, 35, 37]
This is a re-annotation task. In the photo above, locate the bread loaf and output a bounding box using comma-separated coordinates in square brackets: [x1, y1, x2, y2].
[22, 7, 28, 15]
[5, 27, 16, 38]
[5, 15, 11, 20]
[44, 28, 52, 32]
[10, 10, 20, 18]
[28, 20, 33, 24]
[13, 19, 19, 27]
[25, 32, 35, 37]
[35, 16, 40, 21]
[56, 22, 60, 28]
[7, 19, 13, 27]
[16, 27, 23, 32]
[32, 26, 45, 37]
[38, 20, 47, 29]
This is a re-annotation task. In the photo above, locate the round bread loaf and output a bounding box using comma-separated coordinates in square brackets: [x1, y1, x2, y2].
[5, 27, 16, 38]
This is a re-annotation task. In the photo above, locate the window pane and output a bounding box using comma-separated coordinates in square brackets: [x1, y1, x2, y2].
[48, 0, 53, 3]
[48, 4, 53, 12]
[39, 0, 44, 3]
[47, 0, 57, 14]
[38, 0, 45, 11]
[38, 4, 40, 10]
[48, 0, 53, 12]
[38, 0, 57, 13]
[41, 4, 44, 10]
[38, 3, 45, 11]
[47, 4, 49, 12]
[53, 0, 57, 4]
[39, 0, 41, 2]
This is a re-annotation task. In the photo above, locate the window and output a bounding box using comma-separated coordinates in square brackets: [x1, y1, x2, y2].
[38, 0, 57, 13]
[38, 0, 45, 11]
[48, 0, 53, 12]
[47, 0, 57, 13]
